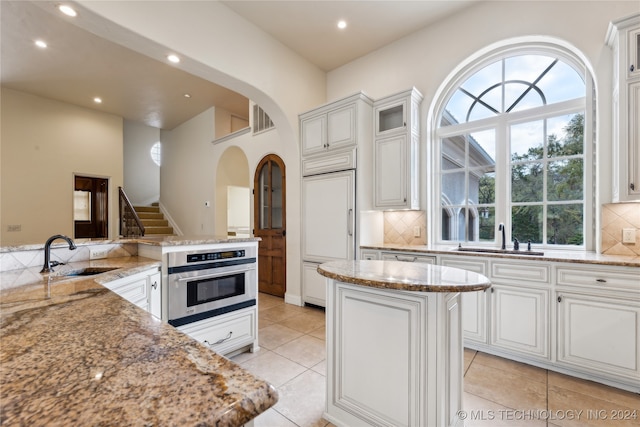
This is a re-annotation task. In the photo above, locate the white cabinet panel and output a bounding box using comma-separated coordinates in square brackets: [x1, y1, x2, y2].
[490, 285, 549, 359]
[302, 262, 327, 307]
[177, 307, 257, 356]
[302, 171, 355, 263]
[301, 114, 326, 156]
[381, 251, 435, 264]
[148, 271, 161, 319]
[327, 104, 356, 149]
[557, 293, 640, 381]
[374, 135, 408, 208]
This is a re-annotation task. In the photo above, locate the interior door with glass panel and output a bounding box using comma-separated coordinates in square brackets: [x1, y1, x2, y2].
[254, 155, 286, 297]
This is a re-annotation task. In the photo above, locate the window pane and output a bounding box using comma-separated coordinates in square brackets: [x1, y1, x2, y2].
[478, 207, 495, 241]
[512, 162, 543, 202]
[442, 171, 466, 205]
[547, 113, 584, 157]
[505, 55, 555, 83]
[511, 120, 543, 161]
[512, 205, 543, 244]
[506, 83, 544, 112]
[471, 169, 495, 204]
[462, 59, 502, 97]
[271, 163, 283, 229]
[537, 60, 585, 104]
[468, 85, 501, 121]
[442, 91, 473, 126]
[548, 159, 583, 201]
[441, 136, 465, 169]
[547, 204, 584, 245]
[469, 129, 496, 167]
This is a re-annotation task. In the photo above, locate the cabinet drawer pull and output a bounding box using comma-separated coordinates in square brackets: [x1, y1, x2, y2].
[596, 279, 607, 283]
[395, 255, 417, 262]
[204, 332, 233, 347]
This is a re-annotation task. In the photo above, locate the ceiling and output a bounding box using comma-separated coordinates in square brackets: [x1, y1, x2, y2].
[1, 0, 478, 130]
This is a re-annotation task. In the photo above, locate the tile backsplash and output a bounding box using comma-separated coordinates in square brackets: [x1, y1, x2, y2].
[383, 211, 427, 245]
[601, 203, 640, 256]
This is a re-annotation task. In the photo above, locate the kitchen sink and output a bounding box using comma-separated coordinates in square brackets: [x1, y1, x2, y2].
[455, 247, 544, 256]
[59, 267, 119, 277]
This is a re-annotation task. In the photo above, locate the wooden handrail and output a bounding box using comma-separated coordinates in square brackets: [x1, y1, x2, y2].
[118, 187, 145, 237]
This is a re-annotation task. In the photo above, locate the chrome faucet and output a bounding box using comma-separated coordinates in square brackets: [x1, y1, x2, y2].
[498, 223, 506, 250]
[41, 234, 76, 273]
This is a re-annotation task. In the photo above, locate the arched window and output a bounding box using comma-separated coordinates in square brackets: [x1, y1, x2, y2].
[434, 45, 593, 249]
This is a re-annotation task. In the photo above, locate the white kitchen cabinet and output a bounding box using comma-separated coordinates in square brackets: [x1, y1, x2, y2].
[326, 279, 463, 427]
[301, 170, 355, 306]
[148, 271, 161, 319]
[103, 266, 161, 315]
[302, 262, 327, 307]
[381, 250, 435, 264]
[607, 13, 640, 201]
[440, 256, 489, 345]
[177, 306, 258, 356]
[300, 93, 373, 159]
[373, 88, 423, 209]
[556, 292, 640, 385]
[490, 284, 549, 359]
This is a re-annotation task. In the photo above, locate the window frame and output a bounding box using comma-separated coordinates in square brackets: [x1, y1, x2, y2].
[429, 42, 595, 251]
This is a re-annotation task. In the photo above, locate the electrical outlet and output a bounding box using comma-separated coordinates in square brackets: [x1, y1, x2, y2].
[90, 249, 109, 260]
[413, 226, 421, 237]
[7, 225, 21, 232]
[622, 228, 636, 244]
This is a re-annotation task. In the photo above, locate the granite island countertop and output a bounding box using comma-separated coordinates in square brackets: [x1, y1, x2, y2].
[0, 257, 277, 426]
[318, 260, 491, 292]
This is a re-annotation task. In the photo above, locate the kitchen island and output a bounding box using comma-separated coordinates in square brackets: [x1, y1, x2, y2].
[318, 260, 491, 427]
[0, 257, 277, 426]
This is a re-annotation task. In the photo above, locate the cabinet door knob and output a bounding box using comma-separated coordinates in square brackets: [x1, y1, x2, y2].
[631, 64, 635, 72]
[631, 183, 635, 191]
[558, 296, 562, 303]
[151, 281, 158, 290]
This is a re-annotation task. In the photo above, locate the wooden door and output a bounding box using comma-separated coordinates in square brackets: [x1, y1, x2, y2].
[254, 155, 286, 297]
[74, 176, 108, 239]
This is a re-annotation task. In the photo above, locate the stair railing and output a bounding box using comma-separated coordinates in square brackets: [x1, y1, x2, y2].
[118, 187, 145, 237]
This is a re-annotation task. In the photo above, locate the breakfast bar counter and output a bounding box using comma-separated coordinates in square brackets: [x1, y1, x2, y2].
[0, 257, 277, 426]
[318, 260, 491, 427]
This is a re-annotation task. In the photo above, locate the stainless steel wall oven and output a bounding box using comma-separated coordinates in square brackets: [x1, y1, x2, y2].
[167, 246, 257, 327]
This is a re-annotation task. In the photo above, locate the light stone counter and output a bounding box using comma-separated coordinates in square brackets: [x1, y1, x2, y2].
[0, 257, 277, 426]
[362, 243, 640, 267]
[317, 260, 491, 292]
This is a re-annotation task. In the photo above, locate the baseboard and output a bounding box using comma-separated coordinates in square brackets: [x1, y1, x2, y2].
[284, 292, 303, 306]
[158, 202, 183, 236]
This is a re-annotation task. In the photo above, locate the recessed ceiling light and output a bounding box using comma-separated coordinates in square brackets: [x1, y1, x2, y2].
[184, 93, 191, 98]
[167, 54, 180, 63]
[35, 40, 47, 49]
[337, 20, 347, 30]
[58, 5, 77, 17]
[93, 97, 102, 104]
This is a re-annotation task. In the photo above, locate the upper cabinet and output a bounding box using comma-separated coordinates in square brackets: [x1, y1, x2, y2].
[373, 88, 423, 209]
[300, 92, 373, 160]
[607, 13, 640, 202]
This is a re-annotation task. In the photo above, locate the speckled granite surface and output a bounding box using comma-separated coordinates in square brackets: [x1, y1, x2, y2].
[136, 235, 260, 246]
[318, 260, 491, 292]
[0, 258, 277, 426]
[362, 243, 640, 267]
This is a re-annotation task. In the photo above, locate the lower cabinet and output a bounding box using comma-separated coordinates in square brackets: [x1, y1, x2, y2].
[103, 267, 161, 318]
[177, 306, 258, 356]
[490, 284, 549, 359]
[556, 291, 640, 385]
[302, 262, 327, 307]
[326, 280, 463, 427]
[381, 251, 435, 264]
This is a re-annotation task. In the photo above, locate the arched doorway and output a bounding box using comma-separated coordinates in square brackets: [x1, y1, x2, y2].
[216, 147, 250, 237]
[254, 154, 286, 297]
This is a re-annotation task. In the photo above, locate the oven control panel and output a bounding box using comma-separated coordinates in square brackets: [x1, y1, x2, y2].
[186, 250, 245, 263]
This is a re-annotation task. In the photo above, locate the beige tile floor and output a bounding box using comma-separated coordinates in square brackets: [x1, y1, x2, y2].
[232, 293, 640, 427]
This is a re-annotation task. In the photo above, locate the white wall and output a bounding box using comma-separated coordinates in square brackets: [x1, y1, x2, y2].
[123, 120, 160, 206]
[0, 88, 123, 245]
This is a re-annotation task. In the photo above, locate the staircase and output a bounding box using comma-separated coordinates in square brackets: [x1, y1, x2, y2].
[134, 204, 174, 236]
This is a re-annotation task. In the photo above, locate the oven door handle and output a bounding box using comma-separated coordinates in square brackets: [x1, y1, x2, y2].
[174, 265, 255, 283]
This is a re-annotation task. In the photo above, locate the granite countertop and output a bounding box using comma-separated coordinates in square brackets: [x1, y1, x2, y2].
[317, 260, 491, 293]
[362, 243, 640, 267]
[0, 257, 277, 426]
[136, 235, 260, 247]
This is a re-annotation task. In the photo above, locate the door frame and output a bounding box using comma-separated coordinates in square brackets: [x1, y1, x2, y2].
[73, 173, 110, 239]
[253, 154, 287, 296]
